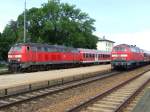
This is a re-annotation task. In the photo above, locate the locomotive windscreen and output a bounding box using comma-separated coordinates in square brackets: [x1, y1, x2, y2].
[9, 45, 22, 52]
[113, 47, 126, 52]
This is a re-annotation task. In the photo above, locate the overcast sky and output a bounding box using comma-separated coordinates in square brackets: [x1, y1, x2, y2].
[0, 0, 150, 50]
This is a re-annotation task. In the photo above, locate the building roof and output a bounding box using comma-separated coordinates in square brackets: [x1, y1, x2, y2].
[98, 39, 115, 43]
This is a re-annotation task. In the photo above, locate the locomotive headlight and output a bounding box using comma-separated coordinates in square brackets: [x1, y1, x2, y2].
[121, 54, 128, 57]
[17, 58, 20, 61]
[15, 55, 22, 58]
[112, 54, 118, 57]
[8, 55, 13, 58]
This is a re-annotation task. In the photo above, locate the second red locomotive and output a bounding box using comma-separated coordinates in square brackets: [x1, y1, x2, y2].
[111, 44, 150, 69]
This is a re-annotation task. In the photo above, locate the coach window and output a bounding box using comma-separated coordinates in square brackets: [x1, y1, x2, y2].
[104, 55, 106, 58]
[103, 54, 105, 58]
[89, 54, 91, 58]
[84, 53, 86, 58]
[88, 54, 90, 58]
[86, 54, 88, 58]
[100, 54, 102, 58]
[84, 53, 85, 58]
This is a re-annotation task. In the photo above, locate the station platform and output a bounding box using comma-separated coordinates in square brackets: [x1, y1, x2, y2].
[132, 87, 150, 112]
[0, 65, 111, 97]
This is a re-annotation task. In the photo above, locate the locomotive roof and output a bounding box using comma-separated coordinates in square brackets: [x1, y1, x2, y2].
[13, 43, 76, 50]
[114, 44, 150, 54]
[115, 44, 140, 49]
[115, 44, 130, 47]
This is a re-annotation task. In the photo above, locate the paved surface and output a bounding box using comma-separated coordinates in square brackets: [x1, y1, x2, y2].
[0, 65, 111, 90]
[132, 86, 150, 112]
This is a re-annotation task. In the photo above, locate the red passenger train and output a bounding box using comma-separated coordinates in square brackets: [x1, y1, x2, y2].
[8, 43, 111, 72]
[111, 44, 150, 69]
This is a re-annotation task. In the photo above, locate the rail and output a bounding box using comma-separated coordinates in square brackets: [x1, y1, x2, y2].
[67, 70, 150, 112]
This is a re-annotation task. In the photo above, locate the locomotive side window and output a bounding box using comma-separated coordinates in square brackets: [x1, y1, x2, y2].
[48, 47, 56, 52]
[37, 47, 42, 51]
[44, 47, 48, 52]
[41, 47, 45, 52]
[31, 47, 37, 51]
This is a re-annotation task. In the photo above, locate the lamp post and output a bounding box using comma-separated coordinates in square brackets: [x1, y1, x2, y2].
[24, 0, 26, 43]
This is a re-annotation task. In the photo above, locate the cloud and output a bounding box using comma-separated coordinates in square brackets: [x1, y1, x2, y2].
[94, 30, 150, 51]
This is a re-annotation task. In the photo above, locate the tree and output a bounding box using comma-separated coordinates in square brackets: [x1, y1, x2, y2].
[0, 20, 20, 61]
[17, 0, 98, 48]
[0, 36, 11, 61]
[1, 0, 98, 60]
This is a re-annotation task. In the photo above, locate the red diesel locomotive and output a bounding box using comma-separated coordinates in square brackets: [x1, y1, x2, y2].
[8, 43, 111, 72]
[111, 44, 150, 69]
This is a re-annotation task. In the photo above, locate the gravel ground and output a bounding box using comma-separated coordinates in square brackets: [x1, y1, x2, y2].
[2, 65, 150, 112]
[122, 77, 150, 112]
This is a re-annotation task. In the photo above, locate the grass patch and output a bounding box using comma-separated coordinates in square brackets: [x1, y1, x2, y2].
[0, 64, 7, 69]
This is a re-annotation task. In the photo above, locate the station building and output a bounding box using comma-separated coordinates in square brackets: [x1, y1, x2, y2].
[97, 36, 115, 52]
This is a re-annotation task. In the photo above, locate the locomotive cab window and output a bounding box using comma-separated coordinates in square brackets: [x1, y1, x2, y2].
[10, 46, 22, 52]
[114, 47, 126, 51]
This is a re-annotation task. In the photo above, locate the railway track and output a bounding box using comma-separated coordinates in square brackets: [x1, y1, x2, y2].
[0, 64, 110, 75]
[68, 70, 150, 112]
[0, 71, 119, 110]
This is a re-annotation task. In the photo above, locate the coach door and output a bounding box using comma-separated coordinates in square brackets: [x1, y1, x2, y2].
[26, 46, 31, 62]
